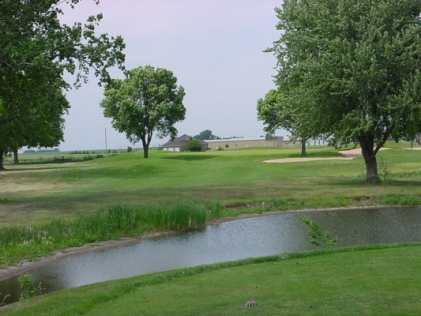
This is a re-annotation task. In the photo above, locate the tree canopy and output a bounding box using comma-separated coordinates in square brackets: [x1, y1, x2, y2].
[100, 66, 186, 158]
[193, 130, 218, 140]
[0, 0, 126, 168]
[257, 89, 312, 156]
[269, 0, 421, 182]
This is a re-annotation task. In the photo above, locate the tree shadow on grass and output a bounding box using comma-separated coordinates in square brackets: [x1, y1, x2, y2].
[1, 160, 96, 172]
[330, 178, 421, 187]
[285, 152, 344, 158]
[0, 165, 85, 172]
[161, 155, 219, 161]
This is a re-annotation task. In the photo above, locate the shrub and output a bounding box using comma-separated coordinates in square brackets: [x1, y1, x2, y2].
[187, 139, 203, 152]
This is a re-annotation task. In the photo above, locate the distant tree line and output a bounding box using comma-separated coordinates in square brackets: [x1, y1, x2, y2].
[193, 130, 243, 141]
[193, 130, 219, 140]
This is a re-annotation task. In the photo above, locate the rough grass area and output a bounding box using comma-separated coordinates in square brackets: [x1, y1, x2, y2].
[0, 199, 216, 268]
[2, 243, 421, 315]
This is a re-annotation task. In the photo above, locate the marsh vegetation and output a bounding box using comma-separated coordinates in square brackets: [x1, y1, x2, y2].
[0, 199, 218, 268]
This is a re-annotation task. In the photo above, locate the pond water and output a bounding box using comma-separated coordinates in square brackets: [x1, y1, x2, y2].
[1, 206, 421, 304]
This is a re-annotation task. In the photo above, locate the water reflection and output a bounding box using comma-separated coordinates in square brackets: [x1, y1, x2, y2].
[1, 206, 420, 304]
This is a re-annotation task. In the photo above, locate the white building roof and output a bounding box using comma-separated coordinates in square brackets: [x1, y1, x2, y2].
[205, 137, 265, 143]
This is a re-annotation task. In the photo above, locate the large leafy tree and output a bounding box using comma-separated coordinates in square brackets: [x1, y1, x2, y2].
[269, 0, 421, 182]
[100, 66, 186, 158]
[13, 90, 69, 165]
[0, 0, 125, 166]
[0, 83, 68, 169]
[193, 130, 219, 140]
[257, 89, 312, 156]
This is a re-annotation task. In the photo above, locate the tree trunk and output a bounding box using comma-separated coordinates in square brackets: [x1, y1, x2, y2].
[141, 138, 149, 158]
[301, 139, 307, 157]
[358, 134, 380, 183]
[13, 148, 19, 164]
[0, 149, 5, 170]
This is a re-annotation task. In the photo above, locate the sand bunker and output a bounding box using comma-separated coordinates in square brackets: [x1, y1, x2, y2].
[264, 148, 391, 164]
[264, 157, 354, 163]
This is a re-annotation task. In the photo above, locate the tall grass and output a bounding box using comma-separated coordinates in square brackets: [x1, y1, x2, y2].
[382, 194, 421, 205]
[0, 199, 210, 268]
[207, 199, 221, 219]
[141, 199, 207, 231]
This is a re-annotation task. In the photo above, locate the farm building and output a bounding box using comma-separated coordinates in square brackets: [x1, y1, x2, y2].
[206, 136, 284, 150]
[161, 134, 208, 151]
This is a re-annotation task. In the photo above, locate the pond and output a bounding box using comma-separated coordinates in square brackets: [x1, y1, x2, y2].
[1, 206, 420, 304]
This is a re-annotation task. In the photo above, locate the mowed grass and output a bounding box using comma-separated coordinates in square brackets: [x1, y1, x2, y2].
[2, 145, 421, 314]
[2, 244, 421, 315]
[2, 144, 421, 224]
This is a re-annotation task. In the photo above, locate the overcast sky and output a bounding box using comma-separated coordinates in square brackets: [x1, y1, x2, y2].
[58, 0, 283, 151]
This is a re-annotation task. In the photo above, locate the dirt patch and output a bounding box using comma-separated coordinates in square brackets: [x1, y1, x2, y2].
[351, 196, 372, 203]
[338, 148, 363, 158]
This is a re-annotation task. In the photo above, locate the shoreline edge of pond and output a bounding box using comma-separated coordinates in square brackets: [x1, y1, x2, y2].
[0, 205, 406, 281]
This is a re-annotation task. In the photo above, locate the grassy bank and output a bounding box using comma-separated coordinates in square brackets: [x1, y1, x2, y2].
[2, 243, 421, 315]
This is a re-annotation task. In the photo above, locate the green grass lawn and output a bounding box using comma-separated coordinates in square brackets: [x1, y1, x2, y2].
[2, 144, 421, 224]
[2, 144, 421, 314]
[2, 244, 421, 315]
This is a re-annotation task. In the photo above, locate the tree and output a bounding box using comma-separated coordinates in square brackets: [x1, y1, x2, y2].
[0, 87, 68, 169]
[193, 130, 221, 140]
[100, 66, 186, 158]
[187, 139, 203, 152]
[269, 0, 421, 182]
[257, 89, 312, 156]
[0, 0, 126, 167]
[12, 89, 69, 166]
[193, 130, 213, 140]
